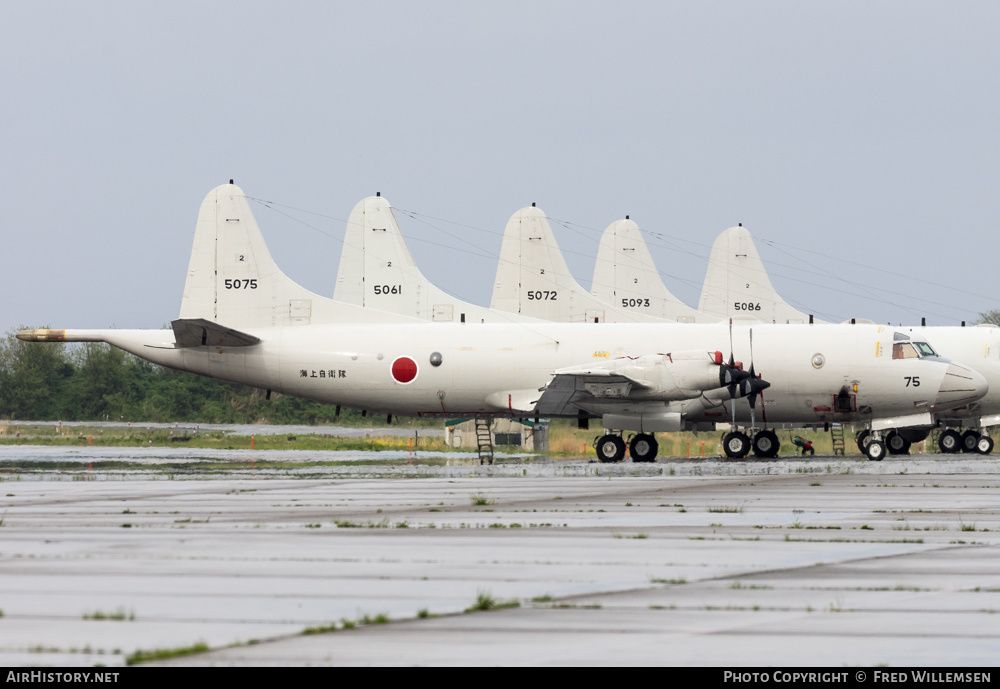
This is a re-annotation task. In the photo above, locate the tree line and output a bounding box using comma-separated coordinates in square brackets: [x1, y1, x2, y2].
[0, 328, 376, 425]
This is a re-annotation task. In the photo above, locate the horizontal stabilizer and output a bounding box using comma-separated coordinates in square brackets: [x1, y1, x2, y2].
[171, 319, 261, 348]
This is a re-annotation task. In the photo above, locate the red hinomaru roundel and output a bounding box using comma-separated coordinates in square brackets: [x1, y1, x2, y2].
[391, 356, 418, 384]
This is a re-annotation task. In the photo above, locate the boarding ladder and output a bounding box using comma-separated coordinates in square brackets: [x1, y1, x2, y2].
[475, 417, 494, 465]
[830, 423, 846, 456]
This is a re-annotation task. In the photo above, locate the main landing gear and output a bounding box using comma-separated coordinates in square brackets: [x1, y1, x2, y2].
[722, 431, 750, 458]
[592, 426, 785, 462]
[594, 434, 626, 463]
[721, 429, 780, 459]
[884, 430, 911, 455]
[593, 432, 660, 463]
[629, 433, 658, 463]
[751, 429, 780, 458]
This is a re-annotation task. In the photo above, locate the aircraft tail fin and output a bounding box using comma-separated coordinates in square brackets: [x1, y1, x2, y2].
[179, 184, 419, 329]
[333, 196, 525, 322]
[490, 206, 648, 323]
[334, 195, 420, 309]
[698, 225, 818, 324]
[591, 219, 708, 323]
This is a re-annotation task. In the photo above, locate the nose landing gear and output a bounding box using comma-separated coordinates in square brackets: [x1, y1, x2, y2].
[865, 436, 886, 461]
[854, 429, 885, 460]
[976, 434, 994, 455]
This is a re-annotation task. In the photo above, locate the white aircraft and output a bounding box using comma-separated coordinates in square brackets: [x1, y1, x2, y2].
[697, 224, 1000, 455]
[324, 194, 996, 459]
[17, 183, 989, 463]
[852, 325, 1000, 456]
[489, 209, 992, 457]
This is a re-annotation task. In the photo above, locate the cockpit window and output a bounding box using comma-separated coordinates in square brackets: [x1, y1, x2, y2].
[892, 342, 919, 359]
[913, 342, 937, 356]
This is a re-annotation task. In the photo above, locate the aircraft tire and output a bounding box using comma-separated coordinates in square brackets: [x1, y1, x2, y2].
[629, 434, 658, 463]
[977, 435, 994, 455]
[723, 431, 751, 459]
[596, 434, 626, 463]
[752, 430, 780, 458]
[885, 430, 911, 455]
[856, 429, 872, 455]
[938, 429, 962, 454]
[961, 430, 981, 453]
[866, 439, 886, 461]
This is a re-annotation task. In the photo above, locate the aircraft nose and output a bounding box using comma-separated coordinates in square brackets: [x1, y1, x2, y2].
[934, 362, 989, 409]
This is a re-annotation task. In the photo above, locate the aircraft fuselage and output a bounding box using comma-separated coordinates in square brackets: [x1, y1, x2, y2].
[64, 321, 981, 427]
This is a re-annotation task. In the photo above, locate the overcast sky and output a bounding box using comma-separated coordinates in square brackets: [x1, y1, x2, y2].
[3, 1, 998, 335]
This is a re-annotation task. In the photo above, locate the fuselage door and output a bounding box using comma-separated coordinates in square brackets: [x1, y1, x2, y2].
[834, 387, 856, 413]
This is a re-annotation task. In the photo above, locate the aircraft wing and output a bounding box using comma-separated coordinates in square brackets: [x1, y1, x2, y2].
[171, 318, 261, 348]
[528, 350, 756, 416]
[533, 370, 653, 416]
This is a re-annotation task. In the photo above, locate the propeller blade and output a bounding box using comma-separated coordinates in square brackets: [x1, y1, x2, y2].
[743, 327, 769, 428]
[729, 318, 734, 361]
[728, 319, 736, 427]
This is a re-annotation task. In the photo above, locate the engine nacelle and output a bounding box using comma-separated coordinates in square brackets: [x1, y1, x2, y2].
[587, 350, 741, 401]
